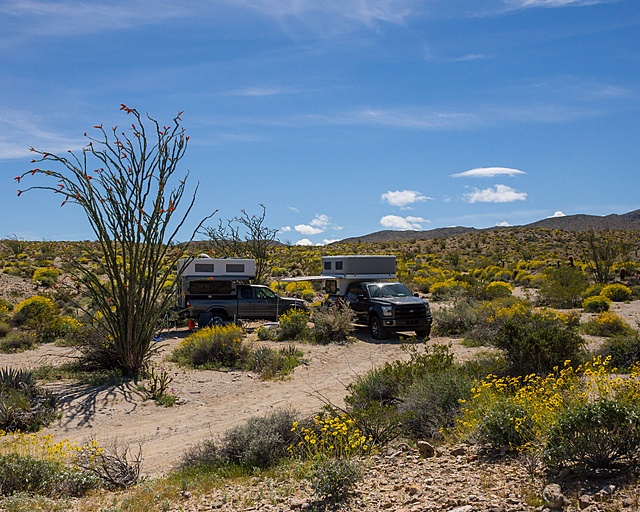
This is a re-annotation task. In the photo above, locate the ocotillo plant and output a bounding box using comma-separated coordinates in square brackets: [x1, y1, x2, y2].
[16, 105, 215, 375]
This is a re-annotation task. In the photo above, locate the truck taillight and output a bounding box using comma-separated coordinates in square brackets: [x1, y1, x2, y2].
[186, 300, 191, 308]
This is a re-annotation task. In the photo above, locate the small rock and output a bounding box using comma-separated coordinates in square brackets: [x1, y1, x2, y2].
[417, 440, 436, 458]
[406, 484, 421, 495]
[450, 506, 474, 512]
[289, 497, 308, 509]
[578, 494, 593, 509]
[543, 483, 567, 509]
[450, 446, 467, 457]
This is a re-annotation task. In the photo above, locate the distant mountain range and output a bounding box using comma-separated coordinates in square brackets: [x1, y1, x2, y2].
[336, 209, 640, 244]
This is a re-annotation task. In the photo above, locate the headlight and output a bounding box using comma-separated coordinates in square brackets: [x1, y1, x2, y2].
[381, 306, 394, 317]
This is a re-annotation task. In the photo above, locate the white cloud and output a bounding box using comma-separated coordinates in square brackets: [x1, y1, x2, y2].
[381, 189, 432, 208]
[294, 213, 341, 235]
[294, 224, 323, 235]
[288, 206, 300, 213]
[295, 238, 314, 246]
[229, 86, 300, 97]
[279, 226, 291, 232]
[505, 0, 608, 8]
[496, 221, 511, 227]
[323, 238, 341, 245]
[379, 215, 429, 230]
[451, 167, 526, 178]
[548, 211, 567, 218]
[463, 185, 528, 203]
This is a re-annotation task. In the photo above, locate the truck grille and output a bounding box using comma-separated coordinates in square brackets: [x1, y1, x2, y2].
[395, 304, 427, 319]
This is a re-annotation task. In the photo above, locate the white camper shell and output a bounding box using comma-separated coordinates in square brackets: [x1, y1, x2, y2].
[321, 255, 396, 296]
[177, 257, 256, 310]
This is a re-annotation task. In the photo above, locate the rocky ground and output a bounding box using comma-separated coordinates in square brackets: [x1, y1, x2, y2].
[2, 300, 640, 511]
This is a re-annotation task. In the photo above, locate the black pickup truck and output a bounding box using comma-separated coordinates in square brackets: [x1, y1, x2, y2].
[340, 281, 432, 340]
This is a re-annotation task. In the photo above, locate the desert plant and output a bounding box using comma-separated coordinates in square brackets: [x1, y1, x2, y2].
[582, 311, 632, 337]
[600, 283, 633, 302]
[169, 324, 249, 369]
[598, 331, 640, 370]
[308, 457, 362, 504]
[310, 303, 355, 344]
[490, 309, 585, 376]
[74, 440, 142, 490]
[31, 267, 61, 287]
[582, 294, 611, 313]
[544, 399, 640, 469]
[18, 106, 215, 376]
[0, 331, 38, 352]
[247, 344, 304, 379]
[483, 281, 513, 299]
[201, 204, 278, 284]
[432, 298, 482, 336]
[181, 409, 298, 470]
[277, 308, 310, 341]
[139, 365, 175, 406]
[538, 266, 588, 308]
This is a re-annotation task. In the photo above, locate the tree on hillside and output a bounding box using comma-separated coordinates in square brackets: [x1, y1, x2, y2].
[17, 105, 215, 375]
[201, 204, 278, 283]
[582, 229, 618, 284]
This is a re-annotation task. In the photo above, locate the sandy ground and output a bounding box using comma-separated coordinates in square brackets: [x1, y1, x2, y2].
[3, 300, 639, 478]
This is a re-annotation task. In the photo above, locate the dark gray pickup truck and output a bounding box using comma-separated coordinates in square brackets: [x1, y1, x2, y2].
[341, 281, 432, 340]
[183, 283, 307, 326]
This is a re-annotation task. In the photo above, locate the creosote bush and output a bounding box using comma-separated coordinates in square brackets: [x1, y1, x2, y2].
[582, 311, 632, 337]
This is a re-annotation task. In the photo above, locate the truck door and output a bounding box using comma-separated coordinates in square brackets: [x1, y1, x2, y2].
[237, 285, 255, 319]
[345, 283, 368, 319]
[253, 286, 280, 319]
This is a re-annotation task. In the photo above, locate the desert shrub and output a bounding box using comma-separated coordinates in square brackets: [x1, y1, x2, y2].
[544, 400, 640, 469]
[476, 399, 532, 449]
[490, 309, 585, 376]
[398, 369, 473, 439]
[0, 433, 101, 497]
[483, 281, 513, 299]
[0, 331, 38, 352]
[582, 295, 611, 313]
[597, 331, 640, 370]
[582, 311, 632, 337]
[311, 303, 355, 344]
[31, 267, 61, 287]
[308, 457, 362, 504]
[181, 409, 298, 470]
[12, 296, 57, 326]
[345, 344, 473, 442]
[11, 296, 65, 343]
[600, 283, 633, 302]
[0, 321, 10, 338]
[458, 357, 640, 467]
[429, 279, 471, 301]
[513, 270, 534, 286]
[277, 308, 310, 341]
[538, 266, 589, 308]
[247, 345, 304, 379]
[0, 367, 57, 432]
[583, 283, 604, 298]
[432, 298, 482, 336]
[255, 324, 277, 341]
[169, 324, 249, 369]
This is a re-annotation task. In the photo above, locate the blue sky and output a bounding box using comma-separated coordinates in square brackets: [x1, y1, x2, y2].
[1, 0, 638, 245]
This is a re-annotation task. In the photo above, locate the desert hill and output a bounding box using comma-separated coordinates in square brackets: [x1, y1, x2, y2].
[336, 208, 640, 244]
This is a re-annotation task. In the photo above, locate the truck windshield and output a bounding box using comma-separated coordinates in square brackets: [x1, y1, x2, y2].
[366, 283, 412, 298]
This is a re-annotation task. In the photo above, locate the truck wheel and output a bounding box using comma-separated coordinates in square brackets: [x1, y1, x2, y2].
[369, 316, 388, 340]
[416, 327, 431, 339]
[210, 311, 227, 326]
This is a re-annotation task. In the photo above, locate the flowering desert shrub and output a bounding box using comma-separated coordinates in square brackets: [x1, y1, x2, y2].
[457, 357, 640, 469]
[582, 294, 611, 313]
[169, 324, 248, 368]
[600, 283, 633, 302]
[582, 311, 632, 337]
